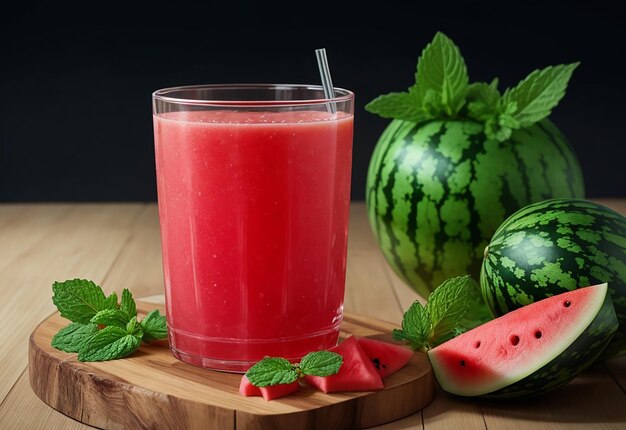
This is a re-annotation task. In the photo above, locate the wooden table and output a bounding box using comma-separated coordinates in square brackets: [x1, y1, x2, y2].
[0, 201, 625, 429]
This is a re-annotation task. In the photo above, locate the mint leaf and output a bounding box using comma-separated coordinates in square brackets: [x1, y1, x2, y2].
[502, 62, 579, 127]
[103, 292, 118, 310]
[467, 82, 501, 120]
[245, 357, 298, 387]
[427, 276, 471, 346]
[392, 300, 430, 350]
[458, 278, 493, 332]
[51, 323, 99, 353]
[120, 288, 137, 320]
[414, 32, 469, 116]
[126, 316, 143, 338]
[140, 310, 167, 342]
[299, 351, 342, 377]
[90, 309, 130, 328]
[78, 326, 141, 362]
[365, 91, 429, 123]
[52, 279, 108, 324]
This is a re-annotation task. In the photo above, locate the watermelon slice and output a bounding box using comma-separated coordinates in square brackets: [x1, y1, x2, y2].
[238, 375, 300, 401]
[428, 283, 618, 398]
[357, 338, 413, 379]
[304, 336, 384, 393]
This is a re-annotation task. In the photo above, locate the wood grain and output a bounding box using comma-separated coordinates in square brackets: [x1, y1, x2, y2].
[0, 201, 624, 429]
[29, 301, 434, 430]
[0, 204, 144, 403]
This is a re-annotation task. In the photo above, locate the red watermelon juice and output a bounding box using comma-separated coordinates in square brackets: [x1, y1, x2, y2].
[153, 89, 353, 371]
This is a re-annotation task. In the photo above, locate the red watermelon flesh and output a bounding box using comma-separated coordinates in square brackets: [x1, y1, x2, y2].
[239, 375, 261, 397]
[304, 336, 384, 393]
[259, 381, 300, 401]
[357, 338, 413, 379]
[428, 283, 614, 397]
[239, 375, 300, 401]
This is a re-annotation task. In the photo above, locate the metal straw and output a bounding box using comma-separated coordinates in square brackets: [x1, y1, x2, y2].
[315, 48, 337, 114]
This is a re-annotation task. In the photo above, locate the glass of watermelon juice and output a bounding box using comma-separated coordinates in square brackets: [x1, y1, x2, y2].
[152, 84, 354, 372]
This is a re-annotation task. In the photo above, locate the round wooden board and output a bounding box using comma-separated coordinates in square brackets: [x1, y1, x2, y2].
[29, 301, 434, 430]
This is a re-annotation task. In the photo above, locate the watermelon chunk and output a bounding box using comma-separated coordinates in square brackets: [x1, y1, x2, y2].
[239, 375, 300, 401]
[239, 375, 261, 397]
[304, 336, 383, 393]
[259, 381, 300, 401]
[428, 283, 618, 398]
[357, 338, 413, 379]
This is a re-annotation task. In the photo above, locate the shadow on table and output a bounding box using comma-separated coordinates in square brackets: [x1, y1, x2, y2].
[426, 362, 626, 424]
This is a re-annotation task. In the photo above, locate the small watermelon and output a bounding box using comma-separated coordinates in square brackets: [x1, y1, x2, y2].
[428, 283, 617, 398]
[304, 337, 383, 393]
[357, 338, 413, 379]
[480, 199, 626, 356]
[238, 375, 300, 401]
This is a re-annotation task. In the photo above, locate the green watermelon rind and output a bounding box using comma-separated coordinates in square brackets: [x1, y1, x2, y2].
[428, 284, 617, 398]
[483, 287, 617, 398]
[366, 118, 584, 297]
[480, 198, 626, 356]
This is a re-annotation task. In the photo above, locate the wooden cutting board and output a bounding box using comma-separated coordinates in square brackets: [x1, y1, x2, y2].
[29, 301, 434, 430]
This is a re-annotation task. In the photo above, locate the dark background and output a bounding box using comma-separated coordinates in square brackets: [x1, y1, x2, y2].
[1, 1, 624, 202]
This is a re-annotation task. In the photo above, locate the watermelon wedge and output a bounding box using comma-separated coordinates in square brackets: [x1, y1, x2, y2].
[239, 375, 300, 401]
[357, 338, 413, 379]
[304, 336, 384, 393]
[428, 283, 617, 398]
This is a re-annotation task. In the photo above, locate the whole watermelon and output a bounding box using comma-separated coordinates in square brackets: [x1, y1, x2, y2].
[480, 199, 626, 356]
[366, 118, 584, 298]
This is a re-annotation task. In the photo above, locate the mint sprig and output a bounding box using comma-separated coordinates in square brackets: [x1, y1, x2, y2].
[414, 32, 468, 117]
[366, 32, 579, 142]
[90, 309, 131, 328]
[51, 322, 99, 353]
[51, 279, 168, 362]
[393, 275, 490, 351]
[245, 351, 343, 387]
[140, 309, 168, 342]
[78, 326, 142, 362]
[502, 63, 579, 127]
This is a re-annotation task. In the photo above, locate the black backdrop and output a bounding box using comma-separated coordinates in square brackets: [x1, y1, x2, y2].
[1, 1, 624, 202]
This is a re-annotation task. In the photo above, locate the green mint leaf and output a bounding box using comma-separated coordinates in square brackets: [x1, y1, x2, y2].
[126, 316, 143, 338]
[502, 62, 579, 127]
[52, 279, 108, 324]
[414, 32, 469, 116]
[78, 326, 141, 362]
[394, 300, 431, 350]
[51, 322, 99, 353]
[140, 310, 168, 342]
[392, 328, 427, 351]
[466, 82, 501, 121]
[245, 357, 298, 387]
[365, 91, 430, 123]
[90, 309, 130, 328]
[299, 351, 343, 377]
[458, 277, 493, 332]
[427, 276, 471, 346]
[120, 288, 137, 320]
[103, 292, 118, 310]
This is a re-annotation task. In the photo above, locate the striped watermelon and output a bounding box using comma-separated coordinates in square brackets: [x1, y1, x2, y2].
[366, 118, 584, 297]
[480, 199, 626, 356]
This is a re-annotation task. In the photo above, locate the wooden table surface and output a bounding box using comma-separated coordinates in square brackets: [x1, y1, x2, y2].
[0, 201, 625, 430]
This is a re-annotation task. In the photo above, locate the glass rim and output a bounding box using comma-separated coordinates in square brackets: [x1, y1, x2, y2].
[152, 83, 354, 107]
